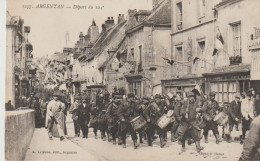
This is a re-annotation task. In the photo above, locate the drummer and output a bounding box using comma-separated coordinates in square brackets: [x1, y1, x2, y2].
[177, 91, 204, 153]
[201, 91, 222, 144]
[117, 93, 139, 149]
[105, 95, 122, 145]
[145, 94, 168, 148]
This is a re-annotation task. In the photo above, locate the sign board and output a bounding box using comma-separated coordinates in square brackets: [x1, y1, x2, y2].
[248, 38, 260, 50]
[255, 27, 260, 39]
[251, 51, 260, 80]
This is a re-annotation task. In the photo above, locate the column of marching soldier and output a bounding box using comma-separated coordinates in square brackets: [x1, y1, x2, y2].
[45, 88, 259, 154]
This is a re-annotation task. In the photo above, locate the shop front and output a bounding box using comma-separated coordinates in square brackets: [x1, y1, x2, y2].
[249, 34, 260, 94]
[203, 64, 251, 103]
[161, 76, 205, 96]
[86, 84, 106, 102]
[125, 74, 144, 98]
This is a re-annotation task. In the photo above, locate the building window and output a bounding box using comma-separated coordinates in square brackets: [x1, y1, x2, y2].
[231, 22, 241, 56]
[195, 40, 205, 71]
[138, 45, 142, 70]
[129, 81, 141, 97]
[176, 46, 183, 74]
[210, 81, 237, 103]
[131, 48, 134, 60]
[176, 2, 183, 30]
[199, 0, 206, 23]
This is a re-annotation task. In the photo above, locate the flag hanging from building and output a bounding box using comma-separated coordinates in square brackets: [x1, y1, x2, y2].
[192, 84, 202, 96]
[213, 28, 224, 56]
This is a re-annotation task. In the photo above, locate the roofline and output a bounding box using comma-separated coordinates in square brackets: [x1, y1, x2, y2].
[126, 0, 170, 34]
[215, 0, 243, 9]
[161, 76, 204, 81]
[171, 19, 214, 36]
[203, 70, 250, 76]
[98, 36, 127, 70]
[126, 23, 144, 34]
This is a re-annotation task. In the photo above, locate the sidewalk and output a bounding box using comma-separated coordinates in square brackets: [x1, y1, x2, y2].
[24, 116, 98, 161]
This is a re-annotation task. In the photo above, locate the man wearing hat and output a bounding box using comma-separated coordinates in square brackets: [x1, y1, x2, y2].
[177, 91, 204, 153]
[241, 90, 255, 141]
[106, 95, 122, 145]
[171, 90, 183, 142]
[117, 93, 140, 149]
[201, 91, 221, 144]
[227, 93, 241, 142]
[47, 91, 66, 141]
[145, 94, 168, 147]
[69, 95, 81, 137]
[89, 100, 100, 139]
[99, 92, 110, 141]
[78, 96, 91, 138]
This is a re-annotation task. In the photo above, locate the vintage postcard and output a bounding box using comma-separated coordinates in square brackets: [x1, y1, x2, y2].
[4, 0, 260, 160]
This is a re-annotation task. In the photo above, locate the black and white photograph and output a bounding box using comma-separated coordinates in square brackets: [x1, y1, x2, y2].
[3, 0, 260, 160]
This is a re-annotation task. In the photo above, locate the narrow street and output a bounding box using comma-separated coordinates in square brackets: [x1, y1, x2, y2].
[66, 115, 242, 161]
[25, 114, 244, 161]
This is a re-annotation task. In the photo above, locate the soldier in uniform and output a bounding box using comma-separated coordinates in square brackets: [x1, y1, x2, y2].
[69, 96, 81, 137]
[90, 101, 99, 139]
[171, 90, 183, 142]
[177, 91, 204, 153]
[138, 96, 150, 143]
[106, 95, 122, 145]
[99, 91, 110, 141]
[118, 93, 139, 149]
[78, 96, 91, 138]
[201, 91, 222, 144]
[145, 94, 168, 147]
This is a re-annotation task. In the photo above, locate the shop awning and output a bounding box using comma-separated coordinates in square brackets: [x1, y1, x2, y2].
[203, 64, 250, 76]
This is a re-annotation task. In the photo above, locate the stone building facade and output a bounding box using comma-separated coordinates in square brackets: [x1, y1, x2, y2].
[6, 11, 33, 106]
[162, 0, 260, 103]
[125, 0, 172, 97]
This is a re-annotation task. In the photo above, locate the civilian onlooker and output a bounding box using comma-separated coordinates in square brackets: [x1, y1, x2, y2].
[69, 96, 81, 137]
[32, 97, 42, 128]
[5, 100, 14, 111]
[227, 93, 241, 143]
[241, 90, 255, 140]
[239, 115, 260, 161]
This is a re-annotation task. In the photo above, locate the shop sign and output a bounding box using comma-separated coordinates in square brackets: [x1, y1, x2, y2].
[248, 28, 260, 50]
[251, 52, 260, 80]
[255, 27, 260, 39]
[208, 74, 250, 81]
[248, 38, 260, 50]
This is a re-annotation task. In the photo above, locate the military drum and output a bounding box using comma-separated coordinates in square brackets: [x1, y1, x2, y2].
[156, 110, 175, 129]
[213, 111, 229, 126]
[130, 115, 147, 131]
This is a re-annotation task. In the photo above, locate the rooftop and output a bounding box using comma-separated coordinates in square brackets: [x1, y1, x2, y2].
[126, 0, 171, 33]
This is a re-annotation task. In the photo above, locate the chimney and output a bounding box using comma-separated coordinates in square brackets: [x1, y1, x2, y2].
[105, 17, 115, 30]
[118, 14, 125, 24]
[127, 9, 137, 28]
[102, 24, 106, 32]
